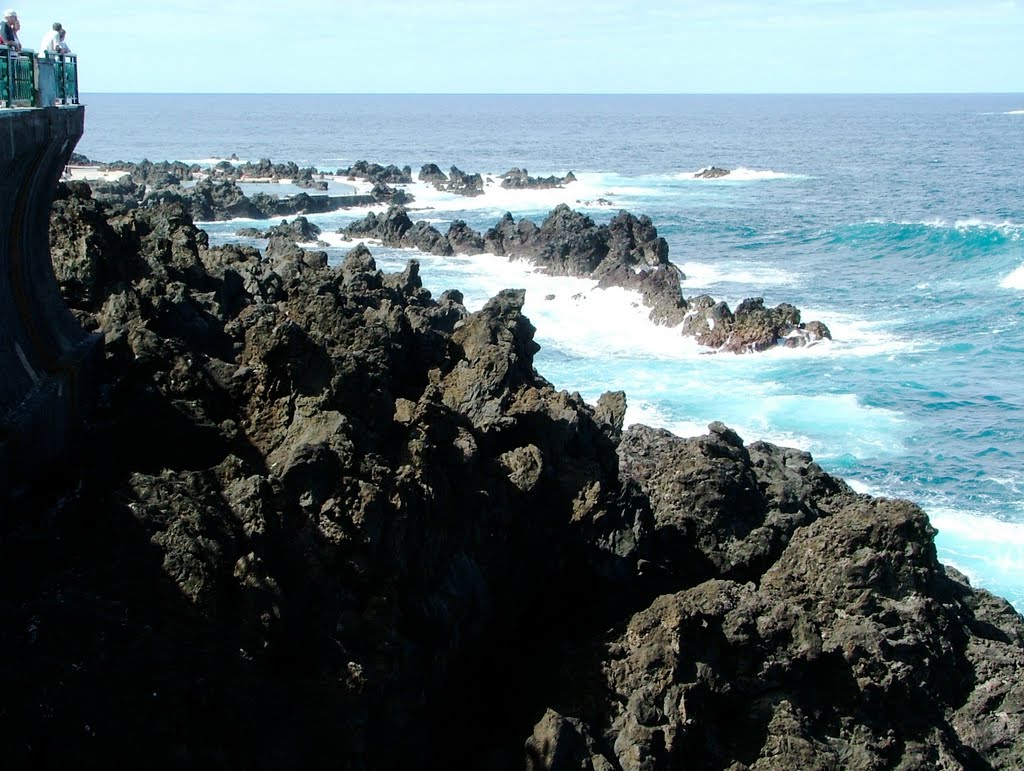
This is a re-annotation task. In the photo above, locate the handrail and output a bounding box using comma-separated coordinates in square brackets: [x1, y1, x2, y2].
[0, 46, 79, 108]
[1, 45, 36, 107]
[50, 52, 78, 105]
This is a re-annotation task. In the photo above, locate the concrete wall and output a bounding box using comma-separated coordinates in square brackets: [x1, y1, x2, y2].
[0, 105, 101, 498]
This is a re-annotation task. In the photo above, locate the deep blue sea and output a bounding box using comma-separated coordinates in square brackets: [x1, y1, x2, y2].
[78, 93, 1024, 609]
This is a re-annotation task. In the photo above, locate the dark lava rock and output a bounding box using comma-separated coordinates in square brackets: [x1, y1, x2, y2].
[437, 165, 484, 197]
[500, 167, 577, 189]
[99, 159, 200, 186]
[342, 203, 831, 353]
[339, 160, 413, 185]
[4, 181, 1019, 771]
[418, 163, 448, 184]
[695, 166, 731, 179]
[235, 216, 323, 242]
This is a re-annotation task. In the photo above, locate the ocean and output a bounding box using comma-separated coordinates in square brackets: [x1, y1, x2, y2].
[77, 93, 1024, 609]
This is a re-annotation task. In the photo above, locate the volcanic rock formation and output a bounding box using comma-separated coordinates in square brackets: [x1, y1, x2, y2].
[343, 204, 831, 352]
[0, 182, 1019, 770]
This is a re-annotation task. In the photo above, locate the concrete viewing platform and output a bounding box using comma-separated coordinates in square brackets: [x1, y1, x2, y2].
[1, 105, 101, 499]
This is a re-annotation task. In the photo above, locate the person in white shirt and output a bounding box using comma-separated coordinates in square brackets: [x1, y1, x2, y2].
[40, 21, 65, 54]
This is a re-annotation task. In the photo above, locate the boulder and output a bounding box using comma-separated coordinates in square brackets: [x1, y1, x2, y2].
[695, 166, 731, 179]
[418, 163, 448, 184]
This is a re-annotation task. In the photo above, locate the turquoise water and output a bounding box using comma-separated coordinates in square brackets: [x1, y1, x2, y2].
[79, 93, 1024, 608]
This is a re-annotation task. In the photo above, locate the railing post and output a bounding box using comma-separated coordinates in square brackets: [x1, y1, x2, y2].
[35, 52, 56, 107]
[67, 54, 78, 104]
[1, 45, 12, 108]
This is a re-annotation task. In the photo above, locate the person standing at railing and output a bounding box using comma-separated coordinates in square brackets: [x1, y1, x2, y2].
[1, 9, 21, 51]
[41, 21, 64, 54]
[57, 28, 70, 54]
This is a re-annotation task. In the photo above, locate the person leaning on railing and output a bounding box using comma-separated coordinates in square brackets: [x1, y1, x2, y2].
[40, 21, 69, 55]
[1, 8, 22, 51]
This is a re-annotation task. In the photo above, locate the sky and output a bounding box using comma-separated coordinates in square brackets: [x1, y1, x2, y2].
[16, 0, 1024, 93]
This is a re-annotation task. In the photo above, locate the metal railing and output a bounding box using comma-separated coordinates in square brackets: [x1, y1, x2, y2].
[52, 52, 78, 105]
[0, 46, 79, 108]
[1, 45, 36, 107]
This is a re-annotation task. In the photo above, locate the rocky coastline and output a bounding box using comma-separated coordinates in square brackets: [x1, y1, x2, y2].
[1, 170, 1021, 769]
[72, 156, 829, 353]
[343, 204, 831, 352]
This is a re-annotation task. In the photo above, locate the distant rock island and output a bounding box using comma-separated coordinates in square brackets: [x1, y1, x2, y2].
[8, 178, 1018, 768]
[695, 165, 731, 179]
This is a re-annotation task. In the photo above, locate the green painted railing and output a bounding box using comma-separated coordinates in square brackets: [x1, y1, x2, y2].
[52, 52, 78, 105]
[0, 45, 36, 107]
[0, 47, 79, 107]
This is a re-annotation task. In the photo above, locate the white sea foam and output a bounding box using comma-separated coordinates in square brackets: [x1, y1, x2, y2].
[318, 232, 931, 367]
[675, 167, 805, 182]
[1000, 265, 1024, 290]
[625, 389, 904, 462]
[678, 260, 798, 289]
[802, 310, 924, 359]
[953, 217, 1024, 234]
[180, 157, 251, 166]
[319, 232, 386, 250]
[411, 252, 706, 359]
[1007, 109, 1024, 115]
[867, 217, 1023, 234]
[864, 217, 1024, 231]
[623, 396, 817, 450]
[930, 509, 1024, 569]
[389, 172, 644, 217]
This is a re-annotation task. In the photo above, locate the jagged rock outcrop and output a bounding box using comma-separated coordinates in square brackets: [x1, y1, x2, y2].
[338, 160, 413, 185]
[436, 165, 484, 197]
[13, 184, 622, 768]
[343, 204, 831, 353]
[695, 166, 731, 179]
[519, 423, 1024, 770]
[680, 295, 830, 352]
[483, 204, 669, 278]
[78, 176, 145, 214]
[178, 157, 328, 189]
[500, 168, 577, 189]
[236, 215, 324, 242]
[98, 159, 201, 186]
[76, 159, 388, 221]
[2, 182, 1019, 770]
[138, 178, 379, 222]
[369, 180, 413, 206]
[418, 163, 448, 184]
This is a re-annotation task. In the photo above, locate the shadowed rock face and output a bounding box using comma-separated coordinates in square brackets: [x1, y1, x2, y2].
[0, 184, 1019, 770]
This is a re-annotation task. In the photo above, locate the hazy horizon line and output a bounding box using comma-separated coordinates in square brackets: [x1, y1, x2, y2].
[81, 91, 1024, 97]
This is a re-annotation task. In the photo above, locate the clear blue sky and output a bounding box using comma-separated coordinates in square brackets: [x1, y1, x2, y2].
[20, 0, 1024, 93]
